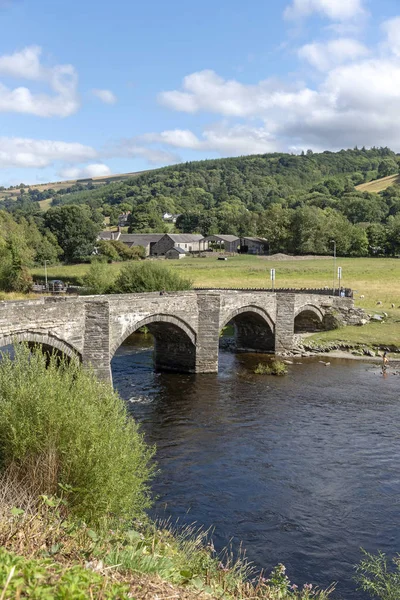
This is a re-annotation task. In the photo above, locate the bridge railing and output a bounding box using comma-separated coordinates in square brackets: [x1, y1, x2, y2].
[194, 287, 353, 297]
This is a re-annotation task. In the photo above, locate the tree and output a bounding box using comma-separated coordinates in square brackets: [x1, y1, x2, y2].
[81, 260, 115, 294]
[45, 205, 101, 263]
[128, 205, 165, 233]
[386, 215, 400, 255]
[377, 158, 398, 178]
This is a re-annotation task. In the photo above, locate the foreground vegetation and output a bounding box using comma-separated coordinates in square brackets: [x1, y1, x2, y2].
[0, 346, 335, 599]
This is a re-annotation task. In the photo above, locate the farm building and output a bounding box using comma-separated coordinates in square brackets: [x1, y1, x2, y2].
[119, 234, 164, 256]
[240, 237, 269, 254]
[151, 234, 208, 256]
[98, 231, 121, 241]
[165, 247, 187, 259]
[201, 234, 240, 253]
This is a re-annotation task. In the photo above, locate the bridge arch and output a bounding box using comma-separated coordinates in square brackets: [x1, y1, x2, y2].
[111, 313, 197, 373]
[220, 305, 275, 353]
[294, 304, 324, 333]
[0, 331, 82, 361]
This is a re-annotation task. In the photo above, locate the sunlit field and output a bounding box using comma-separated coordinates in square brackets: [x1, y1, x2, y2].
[31, 255, 400, 311]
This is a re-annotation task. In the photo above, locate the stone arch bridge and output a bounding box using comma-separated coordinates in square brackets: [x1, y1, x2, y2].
[0, 290, 356, 383]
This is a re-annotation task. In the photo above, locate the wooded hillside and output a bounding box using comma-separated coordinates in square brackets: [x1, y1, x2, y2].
[1, 146, 400, 260]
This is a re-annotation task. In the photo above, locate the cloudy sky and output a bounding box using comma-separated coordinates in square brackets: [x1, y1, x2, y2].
[1, 0, 400, 184]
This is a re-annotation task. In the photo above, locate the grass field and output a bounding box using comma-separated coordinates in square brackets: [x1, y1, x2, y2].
[27, 255, 400, 350]
[355, 174, 400, 193]
[31, 255, 400, 309]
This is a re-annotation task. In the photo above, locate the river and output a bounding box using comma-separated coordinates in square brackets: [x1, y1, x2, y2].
[112, 334, 400, 600]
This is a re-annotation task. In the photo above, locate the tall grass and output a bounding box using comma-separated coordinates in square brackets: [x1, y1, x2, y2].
[0, 345, 155, 526]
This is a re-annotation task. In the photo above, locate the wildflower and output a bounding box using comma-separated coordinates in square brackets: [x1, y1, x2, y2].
[303, 583, 313, 590]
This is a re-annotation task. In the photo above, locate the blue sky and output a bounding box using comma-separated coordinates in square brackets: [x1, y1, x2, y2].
[1, 0, 400, 185]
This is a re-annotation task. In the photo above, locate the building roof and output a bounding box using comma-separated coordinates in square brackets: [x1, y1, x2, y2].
[164, 234, 204, 242]
[241, 237, 268, 244]
[167, 246, 187, 254]
[98, 231, 121, 241]
[119, 233, 164, 246]
[201, 234, 240, 243]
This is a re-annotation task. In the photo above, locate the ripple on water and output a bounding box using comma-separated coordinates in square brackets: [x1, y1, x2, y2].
[112, 338, 400, 600]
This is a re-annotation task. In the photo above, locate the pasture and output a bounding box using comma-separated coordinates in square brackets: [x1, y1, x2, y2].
[31, 255, 400, 310]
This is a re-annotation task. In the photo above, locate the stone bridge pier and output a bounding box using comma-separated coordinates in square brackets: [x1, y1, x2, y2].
[0, 290, 358, 384]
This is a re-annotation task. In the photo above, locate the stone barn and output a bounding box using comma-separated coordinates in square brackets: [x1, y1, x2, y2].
[165, 247, 187, 259]
[151, 234, 207, 256]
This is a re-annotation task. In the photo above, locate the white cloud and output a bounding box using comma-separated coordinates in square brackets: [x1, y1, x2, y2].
[284, 0, 365, 21]
[109, 139, 180, 165]
[382, 17, 400, 58]
[298, 38, 369, 71]
[92, 88, 117, 104]
[59, 163, 112, 180]
[0, 137, 96, 169]
[150, 33, 400, 156]
[159, 69, 318, 118]
[142, 124, 279, 156]
[0, 46, 79, 117]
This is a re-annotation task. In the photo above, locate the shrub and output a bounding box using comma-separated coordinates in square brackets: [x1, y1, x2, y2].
[81, 260, 116, 294]
[0, 345, 155, 526]
[0, 262, 33, 293]
[254, 360, 288, 376]
[97, 239, 120, 262]
[355, 550, 400, 599]
[109, 240, 145, 260]
[112, 261, 192, 293]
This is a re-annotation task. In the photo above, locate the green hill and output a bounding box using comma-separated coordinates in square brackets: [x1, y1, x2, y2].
[1, 147, 400, 257]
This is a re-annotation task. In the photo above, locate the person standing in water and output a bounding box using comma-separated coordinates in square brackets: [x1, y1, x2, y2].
[382, 351, 389, 375]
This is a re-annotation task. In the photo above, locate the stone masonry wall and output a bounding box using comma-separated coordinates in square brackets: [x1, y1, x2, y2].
[0, 296, 86, 356]
[0, 290, 357, 382]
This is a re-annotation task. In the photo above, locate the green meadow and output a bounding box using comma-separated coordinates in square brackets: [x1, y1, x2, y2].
[31, 255, 400, 310]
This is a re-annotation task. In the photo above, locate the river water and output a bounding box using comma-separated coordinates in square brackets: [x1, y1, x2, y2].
[112, 335, 400, 600]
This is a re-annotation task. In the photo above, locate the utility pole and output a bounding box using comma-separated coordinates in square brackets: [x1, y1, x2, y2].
[44, 260, 48, 291]
[331, 240, 336, 295]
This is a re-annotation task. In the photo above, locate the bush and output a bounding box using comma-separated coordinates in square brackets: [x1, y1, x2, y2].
[254, 360, 288, 376]
[112, 261, 192, 293]
[0, 346, 155, 526]
[355, 550, 400, 599]
[109, 240, 145, 260]
[81, 260, 116, 294]
[0, 263, 33, 293]
[97, 240, 120, 262]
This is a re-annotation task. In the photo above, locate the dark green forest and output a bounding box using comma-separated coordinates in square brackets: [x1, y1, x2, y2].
[1, 148, 400, 279]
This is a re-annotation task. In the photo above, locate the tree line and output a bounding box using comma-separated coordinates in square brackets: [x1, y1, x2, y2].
[1, 147, 400, 291]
